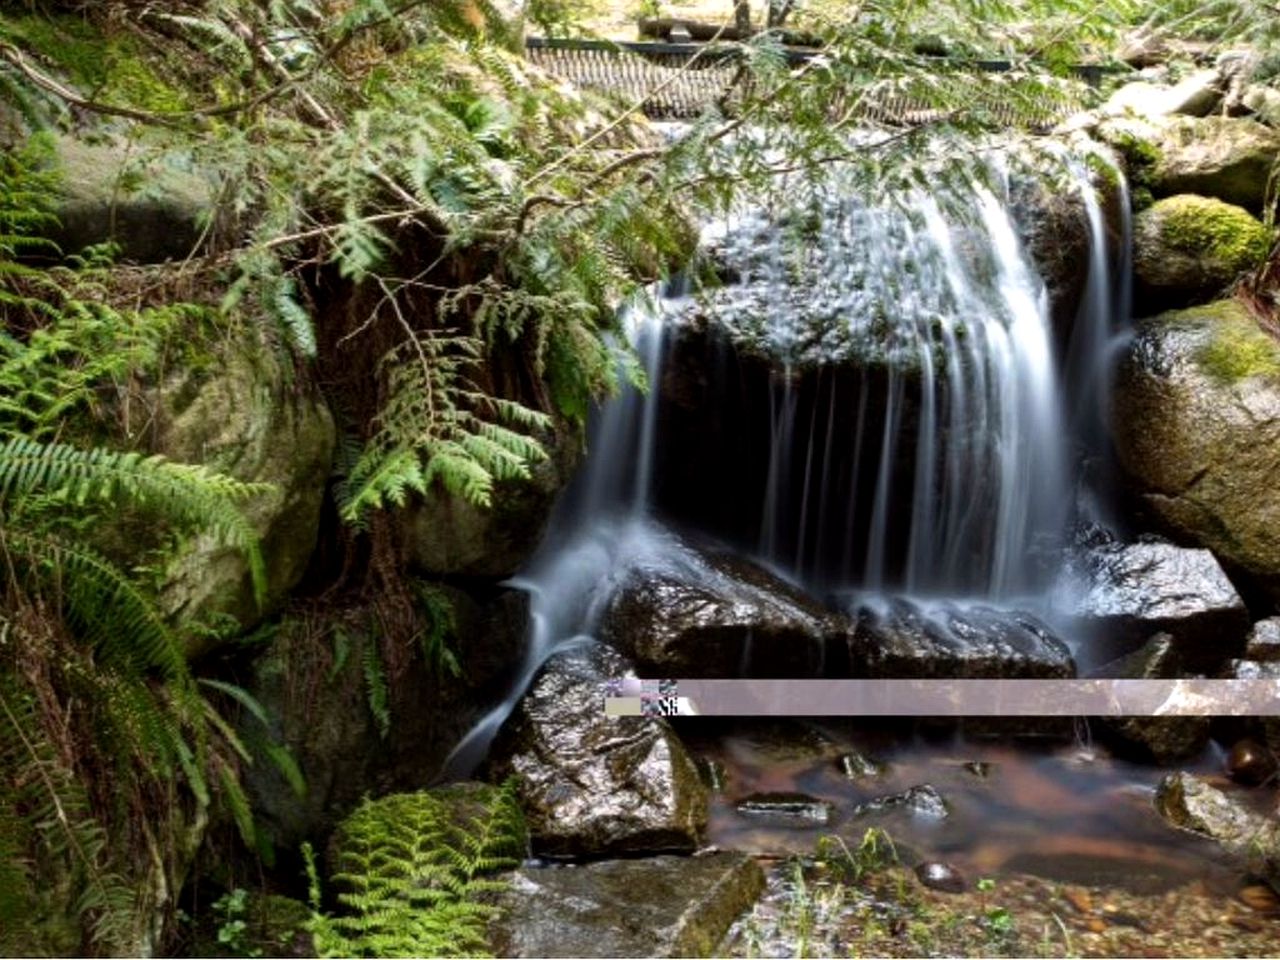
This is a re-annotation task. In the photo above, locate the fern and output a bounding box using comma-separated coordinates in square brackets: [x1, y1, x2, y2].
[308, 784, 526, 959]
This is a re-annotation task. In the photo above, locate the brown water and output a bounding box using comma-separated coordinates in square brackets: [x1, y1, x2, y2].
[678, 720, 1258, 896]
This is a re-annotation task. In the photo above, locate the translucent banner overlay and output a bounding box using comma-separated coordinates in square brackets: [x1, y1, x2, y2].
[602, 678, 1280, 717]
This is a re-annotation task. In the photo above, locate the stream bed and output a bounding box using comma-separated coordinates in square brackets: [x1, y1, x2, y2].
[676, 721, 1280, 956]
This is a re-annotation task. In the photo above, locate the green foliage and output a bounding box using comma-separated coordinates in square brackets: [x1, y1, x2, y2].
[213, 888, 263, 958]
[306, 784, 527, 958]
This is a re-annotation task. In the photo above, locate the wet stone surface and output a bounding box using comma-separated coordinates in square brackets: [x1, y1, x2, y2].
[916, 861, 967, 893]
[854, 784, 950, 820]
[736, 793, 835, 825]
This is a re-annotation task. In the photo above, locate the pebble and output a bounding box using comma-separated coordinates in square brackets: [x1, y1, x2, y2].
[735, 792, 834, 824]
[914, 860, 966, 894]
[835, 751, 885, 780]
[1062, 887, 1093, 914]
[1238, 883, 1280, 913]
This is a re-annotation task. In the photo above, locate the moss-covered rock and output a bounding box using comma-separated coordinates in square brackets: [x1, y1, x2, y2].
[48, 133, 219, 264]
[1112, 300, 1280, 601]
[402, 416, 581, 579]
[1132, 195, 1271, 307]
[154, 328, 335, 652]
[1149, 116, 1280, 213]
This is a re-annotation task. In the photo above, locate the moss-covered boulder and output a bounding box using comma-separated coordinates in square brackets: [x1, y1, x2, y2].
[1149, 116, 1280, 213]
[47, 133, 219, 264]
[1244, 85, 1280, 128]
[1112, 300, 1280, 601]
[489, 853, 766, 958]
[1155, 772, 1280, 889]
[1133, 195, 1271, 307]
[242, 587, 528, 852]
[154, 330, 334, 651]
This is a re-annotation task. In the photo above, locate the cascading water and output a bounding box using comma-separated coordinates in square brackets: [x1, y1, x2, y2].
[446, 138, 1125, 774]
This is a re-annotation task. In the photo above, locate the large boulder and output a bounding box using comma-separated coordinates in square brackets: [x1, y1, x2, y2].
[1054, 538, 1249, 669]
[1101, 72, 1222, 119]
[488, 853, 765, 958]
[847, 598, 1075, 679]
[487, 642, 708, 858]
[242, 587, 528, 852]
[1243, 85, 1280, 128]
[1111, 300, 1280, 604]
[1148, 116, 1280, 213]
[1132, 195, 1271, 307]
[154, 331, 334, 650]
[1246, 619, 1280, 662]
[599, 543, 841, 678]
[1155, 772, 1280, 888]
[49, 133, 219, 263]
[402, 417, 580, 579]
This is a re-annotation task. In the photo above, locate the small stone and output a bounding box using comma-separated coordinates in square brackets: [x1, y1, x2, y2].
[1085, 916, 1108, 934]
[836, 752, 885, 780]
[854, 784, 949, 819]
[1063, 887, 1094, 915]
[1239, 884, 1280, 913]
[914, 861, 965, 893]
[963, 760, 993, 778]
[1226, 739, 1278, 786]
[735, 792, 834, 824]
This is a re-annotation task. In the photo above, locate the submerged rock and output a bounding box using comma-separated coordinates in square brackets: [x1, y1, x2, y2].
[488, 853, 765, 958]
[599, 543, 840, 677]
[1113, 302, 1280, 604]
[854, 784, 950, 820]
[735, 792, 834, 824]
[1057, 537, 1249, 669]
[488, 643, 708, 858]
[915, 861, 967, 894]
[847, 598, 1075, 679]
[1155, 772, 1280, 886]
[1132, 195, 1270, 307]
[836, 752, 887, 781]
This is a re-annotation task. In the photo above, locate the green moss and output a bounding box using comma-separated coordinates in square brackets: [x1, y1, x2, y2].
[0, 13, 188, 113]
[1149, 195, 1272, 270]
[1173, 300, 1280, 382]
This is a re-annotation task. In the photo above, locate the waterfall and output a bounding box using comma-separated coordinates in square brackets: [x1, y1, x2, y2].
[445, 140, 1124, 774]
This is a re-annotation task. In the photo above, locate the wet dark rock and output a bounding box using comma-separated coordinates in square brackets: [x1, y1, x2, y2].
[1245, 619, 1280, 662]
[735, 792, 834, 824]
[1100, 716, 1211, 765]
[915, 861, 967, 894]
[1087, 633, 1185, 679]
[1112, 301, 1280, 606]
[963, 760, 993, 779]
[836, 752, 887, 780]
[1011, 164, 1125, 335]
[1225, 739, 1278, 786]
[599, 543, 841, 677]
[854, 784, 949, 820]
[488, 853, 765, 958]
[1056, 538, 1249, 669]
[848, 598, 1075, 679]
[488, 643, 708, 858]
[1155, 772, 1280, 886]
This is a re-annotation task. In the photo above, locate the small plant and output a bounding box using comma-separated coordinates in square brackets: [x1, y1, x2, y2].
[977, 877, 1016, 944]
[213, 888, 262, 959]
